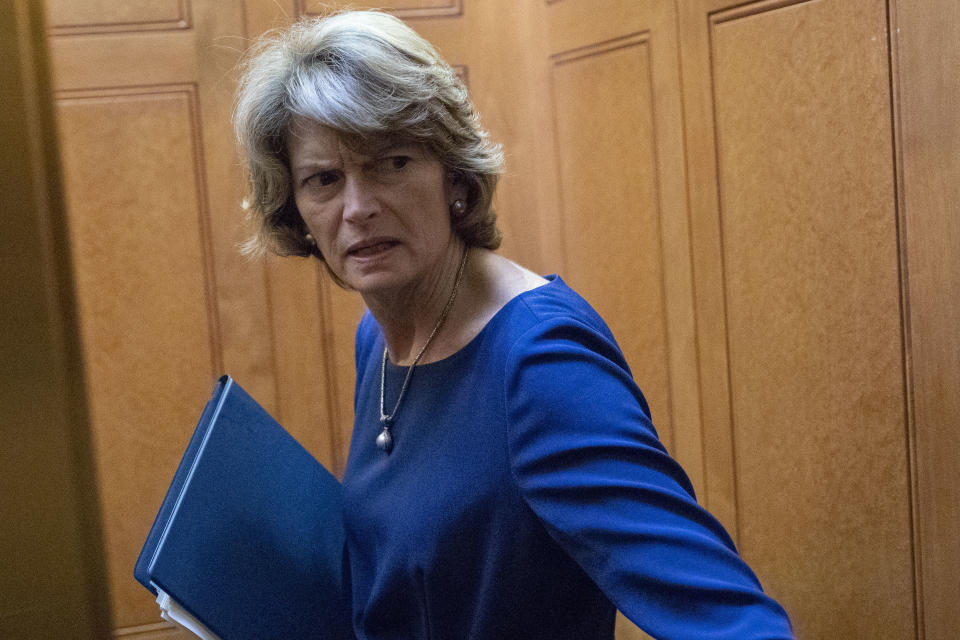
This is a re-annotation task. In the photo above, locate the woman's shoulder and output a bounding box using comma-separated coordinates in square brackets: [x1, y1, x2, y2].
[499, 274, 615, 343]
[477, 273, 624, 376]
[471, 251, 604, 327]
[456, 251, 546, 334]
[353, 251, 617, 367]
[354, 309, 383, 369]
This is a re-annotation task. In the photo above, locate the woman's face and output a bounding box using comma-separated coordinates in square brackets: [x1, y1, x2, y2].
[288, 118, 463, 297]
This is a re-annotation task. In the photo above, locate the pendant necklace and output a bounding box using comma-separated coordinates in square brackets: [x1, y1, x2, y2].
[377, 249, 468, 454]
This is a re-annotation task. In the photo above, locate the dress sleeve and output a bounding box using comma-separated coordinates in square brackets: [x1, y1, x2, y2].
[504, 317, 794, 640]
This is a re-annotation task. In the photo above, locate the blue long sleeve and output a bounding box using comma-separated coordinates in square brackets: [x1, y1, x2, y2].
[505, 313, 793, 639]
[343, 276, 793, 639]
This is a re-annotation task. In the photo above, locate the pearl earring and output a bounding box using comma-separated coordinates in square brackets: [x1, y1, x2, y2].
[305, 233, 316, 246]
[450, 200, 466, 215]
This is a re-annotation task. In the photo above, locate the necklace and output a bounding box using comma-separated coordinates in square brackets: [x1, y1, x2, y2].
[376, 249, 469, 453]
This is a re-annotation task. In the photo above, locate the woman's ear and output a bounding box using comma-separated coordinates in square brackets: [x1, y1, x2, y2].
[445, 170, 468, 206]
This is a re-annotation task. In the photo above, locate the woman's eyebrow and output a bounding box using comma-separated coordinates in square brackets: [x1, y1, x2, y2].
[291, 160, 337, 180]
[364, 137, 420, 156]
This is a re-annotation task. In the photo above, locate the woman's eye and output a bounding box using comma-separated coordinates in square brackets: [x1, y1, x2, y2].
[304, 170, 339, 188]
[317, 171, 339, 186]
[368, 155, 412, 183]
[373, 156, 410, 174]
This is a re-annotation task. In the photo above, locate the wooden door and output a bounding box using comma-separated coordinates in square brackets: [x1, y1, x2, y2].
[894, 3, 960, 635]
[44, 1, 339, 637]
[530, 5, 692, 636]
[676, 1, 914, 637]
[512, 0, 955, 637]
[1, 1, 111, 637]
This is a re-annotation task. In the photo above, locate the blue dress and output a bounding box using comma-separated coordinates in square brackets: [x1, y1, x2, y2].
[342, 276, 793, 639]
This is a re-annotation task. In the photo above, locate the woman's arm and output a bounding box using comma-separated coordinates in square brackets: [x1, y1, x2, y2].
[505, 317, 794, 640]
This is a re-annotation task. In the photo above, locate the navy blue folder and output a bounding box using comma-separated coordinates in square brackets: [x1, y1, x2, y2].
[134, 375, 353, 639]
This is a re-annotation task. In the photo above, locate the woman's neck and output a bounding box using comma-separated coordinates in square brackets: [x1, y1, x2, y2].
[362, 243, 468, 366]
[363, 248, 549, 367]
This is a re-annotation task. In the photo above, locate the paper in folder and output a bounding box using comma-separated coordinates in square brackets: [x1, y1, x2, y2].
[134, 375, 353, 639]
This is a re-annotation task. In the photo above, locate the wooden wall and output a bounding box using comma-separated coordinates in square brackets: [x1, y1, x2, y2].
[0, 1, 111, 638]
[44, 0, 957, 638]
[683, 2, 912, 636]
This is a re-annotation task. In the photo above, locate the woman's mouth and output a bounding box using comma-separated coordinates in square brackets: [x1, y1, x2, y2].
[349, 240, 398, 258]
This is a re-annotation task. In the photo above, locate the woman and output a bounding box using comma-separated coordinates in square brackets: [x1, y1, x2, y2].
[234, 10, 793, 640]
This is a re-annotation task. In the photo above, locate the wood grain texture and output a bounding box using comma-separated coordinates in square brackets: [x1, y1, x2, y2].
[48, 33, 195, 91]
[676, 0, 739, 536]
[545, 0, 644, 57]
[0, 1, 112, 637]
[298, 0, 462, 19]
[544, 0, 704, 491]
[189, 1, 277, 414]
[550, 34, 675, 453]
[705, 0, 915, 636]
[47, 2, 278, 634]
[544, 4, 694, 637]
[261, 255, 365, 477]
[319, 280, 368, 476]
[263, 256, 334, 467]
[411, 1, 560, 273]
[46, 0, 189, 35]
[56, 87, 220, 628]
[892, 0, 960, 636]
[114, 621, 195, 638]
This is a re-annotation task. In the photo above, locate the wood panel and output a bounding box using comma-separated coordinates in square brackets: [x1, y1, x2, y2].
[682, 0, 916, 636]
[262, 256, 365, 476]
[56, 86, 220, 630]
[48, 1, 275, 414]
[549, 0, 703, 501]
[46, 0, 189, 36]
[550, 35, 675, 453]
[543, 0, 702, 491]
[408, 1, 557, 274]
[544, 3, 697, 638]
[189, 1, 278, 416]
[545, 0, 644, 56]
[299, 0, 462, 19]
[892, 0, 960, 636]
[0, 1, 112, 638]
[48, 2, 274, 637]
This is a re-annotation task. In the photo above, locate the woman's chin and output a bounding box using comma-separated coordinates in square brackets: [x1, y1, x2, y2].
[344, 269, 411, 299]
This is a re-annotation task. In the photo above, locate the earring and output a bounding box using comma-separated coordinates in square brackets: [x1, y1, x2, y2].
[305, 233, 316, 246]
[450, 200, 466, 216]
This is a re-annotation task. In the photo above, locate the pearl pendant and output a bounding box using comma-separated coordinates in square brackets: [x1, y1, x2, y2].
[376, 426, 394, 453]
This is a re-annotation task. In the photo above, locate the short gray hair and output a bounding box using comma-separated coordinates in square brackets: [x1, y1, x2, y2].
[234, 10, 504, 262]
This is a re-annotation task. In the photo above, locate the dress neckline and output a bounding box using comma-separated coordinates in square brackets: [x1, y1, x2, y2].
[382, 274, 560, 373]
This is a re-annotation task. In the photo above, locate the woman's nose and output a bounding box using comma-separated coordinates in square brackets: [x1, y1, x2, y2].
[342, 173, 379, 222]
